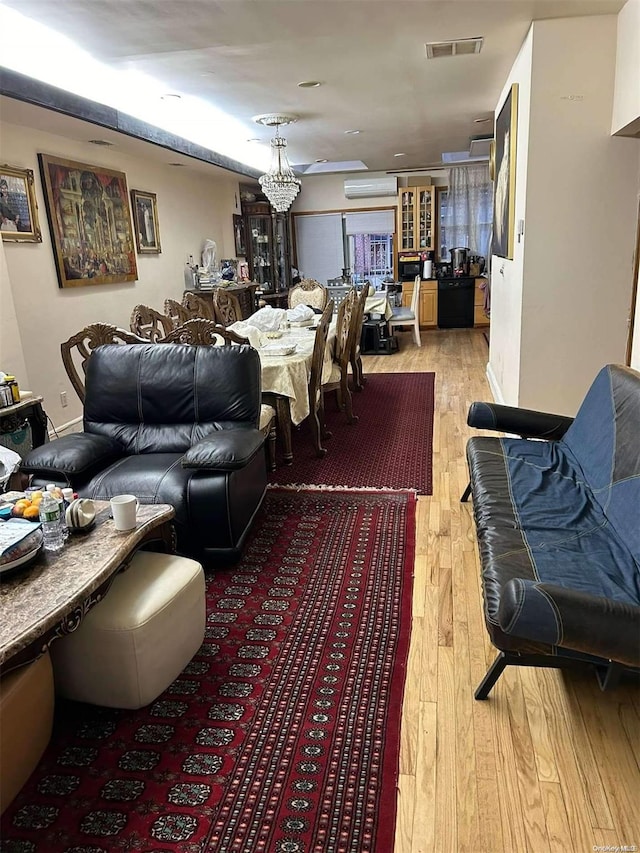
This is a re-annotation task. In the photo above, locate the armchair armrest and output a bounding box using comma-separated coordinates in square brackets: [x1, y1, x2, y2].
[20, 433, 123, 480]
[182, 429, 265, 471]
[497, 578, 640, 668]
[467, 402, 574, 439]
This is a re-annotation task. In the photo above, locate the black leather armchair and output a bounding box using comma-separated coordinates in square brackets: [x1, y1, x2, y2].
[21, 344, 268, 563]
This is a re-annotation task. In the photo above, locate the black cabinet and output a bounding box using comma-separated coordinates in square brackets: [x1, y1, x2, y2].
[243, 202, 291, 294]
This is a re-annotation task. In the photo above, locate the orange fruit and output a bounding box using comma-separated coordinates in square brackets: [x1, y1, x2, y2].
[11, 504, 26, 517]
[23, 505, 40, 520]
[14, 499, 31, 510]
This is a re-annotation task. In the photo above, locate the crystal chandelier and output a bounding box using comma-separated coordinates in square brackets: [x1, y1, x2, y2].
[254, 114, 301, 213]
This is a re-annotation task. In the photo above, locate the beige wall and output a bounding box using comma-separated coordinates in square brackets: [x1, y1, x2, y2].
[488, 15, 640, 414]
[612, 0, 640, 135]
[1, 117, 241, 429]
[293, 170, 447, 213]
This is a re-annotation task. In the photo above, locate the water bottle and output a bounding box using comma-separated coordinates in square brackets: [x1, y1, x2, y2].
[46, 483, 68, 540]
[39, 492, 64, 552]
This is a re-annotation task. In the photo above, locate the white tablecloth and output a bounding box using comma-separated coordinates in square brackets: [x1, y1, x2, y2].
[229, 320, 336, 425]
[364, 291, 393, 320]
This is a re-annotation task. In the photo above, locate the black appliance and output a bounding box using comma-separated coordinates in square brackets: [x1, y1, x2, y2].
[437, 277, 475, 328]
[398, 253, 422, 281]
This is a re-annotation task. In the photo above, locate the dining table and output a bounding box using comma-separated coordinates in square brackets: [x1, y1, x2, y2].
[229, 319, 337, 464]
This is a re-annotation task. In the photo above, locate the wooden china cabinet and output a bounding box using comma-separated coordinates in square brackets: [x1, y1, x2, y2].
[243, 201, 292, 296]
[398, 186, 434, 252]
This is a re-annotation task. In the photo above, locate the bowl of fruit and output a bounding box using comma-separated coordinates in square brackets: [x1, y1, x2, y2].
[10, 491, 45, 522]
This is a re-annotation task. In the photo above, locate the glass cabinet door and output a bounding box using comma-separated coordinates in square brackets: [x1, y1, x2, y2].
[399, 189, 416, 250]
[274, 214, 290, 292]
[248, 214, 273, 289]
[418, 187, 433, 250]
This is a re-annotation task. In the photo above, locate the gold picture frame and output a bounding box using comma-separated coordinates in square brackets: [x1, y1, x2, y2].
[38, 153, 138, 288]
[131, 189, 161, 254]
[0, 164, 42, 242]
[492, 83, 518, 260]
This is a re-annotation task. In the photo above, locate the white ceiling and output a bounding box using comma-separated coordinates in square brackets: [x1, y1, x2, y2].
[0, 0, 626, 174]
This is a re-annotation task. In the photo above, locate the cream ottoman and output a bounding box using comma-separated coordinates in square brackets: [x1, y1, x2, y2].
[50, 552, 205, 709]
[1, 651, 54, 813]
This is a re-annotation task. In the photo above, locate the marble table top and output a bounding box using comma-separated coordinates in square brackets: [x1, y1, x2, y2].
[0, 501, 175, 668]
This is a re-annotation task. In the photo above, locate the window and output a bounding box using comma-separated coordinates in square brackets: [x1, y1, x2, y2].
[439, 165, 492, 261]
[294, 208, 395, 287]
[347, 234, 393, 288]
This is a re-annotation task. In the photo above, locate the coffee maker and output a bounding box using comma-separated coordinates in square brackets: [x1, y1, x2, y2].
[450, 247, 470, 277]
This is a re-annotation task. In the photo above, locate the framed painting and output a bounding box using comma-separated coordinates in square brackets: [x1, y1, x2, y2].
[38, 153, 138, 288]
[492, 83, 518, 260]
[0, 164, 42, 242]
[233, 213, 247, 256]
[131, 189, 161, 254]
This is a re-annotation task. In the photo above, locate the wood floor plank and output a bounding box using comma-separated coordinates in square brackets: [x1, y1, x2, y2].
[539, 781, 573, 853]
[435, 646, 457, 853]
[411, 701, 437, 853]
[519, 667, 561, 784]
[394, 773, 416, 853]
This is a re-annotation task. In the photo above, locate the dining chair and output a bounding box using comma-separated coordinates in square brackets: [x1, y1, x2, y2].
[325, 285, 353, 314]
[61, 323, 146, 403]
[387, 274, 421, 347]
[161, 319, 277, 470]
[182, 291, 215, 320]
[164, 298, 190, 328]
[321, 289, 358, 425]
[307, 299, 335, 457]
[288, 279, 328, 311]
[130, 304, 173, 342]
[350, 285, 370, 392]
[212, 288, 243, 326]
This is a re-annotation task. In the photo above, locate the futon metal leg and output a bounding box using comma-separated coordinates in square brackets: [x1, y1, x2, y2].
[474, 652, 509, 700]
[461, 482, 472, 503]
[595, 661, 623, 691]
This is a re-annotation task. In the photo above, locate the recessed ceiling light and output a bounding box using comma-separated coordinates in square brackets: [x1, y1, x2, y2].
[88, 139, 113, 147]
[168, 162, 185, 167]
[344, 129, 361, 135]
[315, 158, 329, 163]
[161, 93, 181, 101]
[246, 138, 262, 143]
[298, 80, 322, 88]
[473, 116, 492, 124]
[394, 152, 407, 157]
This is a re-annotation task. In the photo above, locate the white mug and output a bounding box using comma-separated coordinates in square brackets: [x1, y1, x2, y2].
[110, 494, 139, 531]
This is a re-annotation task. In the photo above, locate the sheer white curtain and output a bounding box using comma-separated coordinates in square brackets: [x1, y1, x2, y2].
[442, 164, 492, 259]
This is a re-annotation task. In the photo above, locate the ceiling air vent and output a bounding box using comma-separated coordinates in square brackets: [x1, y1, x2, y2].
[425, 37, 483, 59]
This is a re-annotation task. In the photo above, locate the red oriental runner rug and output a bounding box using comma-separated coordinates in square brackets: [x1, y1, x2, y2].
[269, 372, 435, 495]
[1, 488, 416, 853]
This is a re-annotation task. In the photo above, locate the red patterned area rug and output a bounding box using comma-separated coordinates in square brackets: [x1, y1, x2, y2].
[269, 372, 435, 494]
[1, 488, 415, 853]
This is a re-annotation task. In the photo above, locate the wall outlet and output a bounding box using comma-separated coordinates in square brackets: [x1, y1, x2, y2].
[60, 391, 68, 407]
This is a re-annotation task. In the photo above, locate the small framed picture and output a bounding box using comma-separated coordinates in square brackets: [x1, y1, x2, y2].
[234, 214, 247, 256]
[131, 189, 161, 254]
[0, 164, 42, 242]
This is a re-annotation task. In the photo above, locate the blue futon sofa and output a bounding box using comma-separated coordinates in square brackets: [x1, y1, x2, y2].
[465, 364, 640, 698]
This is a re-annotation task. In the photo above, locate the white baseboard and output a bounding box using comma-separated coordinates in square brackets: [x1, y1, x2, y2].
[486, 361, 504, 405]
[50, 416, 82, 439]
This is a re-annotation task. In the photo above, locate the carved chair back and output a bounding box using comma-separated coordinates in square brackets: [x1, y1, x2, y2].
[334, 288, 358, 368]
[181, 292, 215, 321]
[130, 304, 173, 342]
[61, 323, 146, 403]
[164, 298, 190, 328]
[288, 279, 328, 311]
[162, 319, 249, 347]
[212, 288, 243, 326]
[308, 299, 334, 412]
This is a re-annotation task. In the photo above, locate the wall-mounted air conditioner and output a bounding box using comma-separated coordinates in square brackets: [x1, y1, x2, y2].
[344, 176, 398, 199]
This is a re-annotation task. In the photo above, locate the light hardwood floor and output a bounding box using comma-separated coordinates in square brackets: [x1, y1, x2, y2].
[361, 328, 640, 853]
